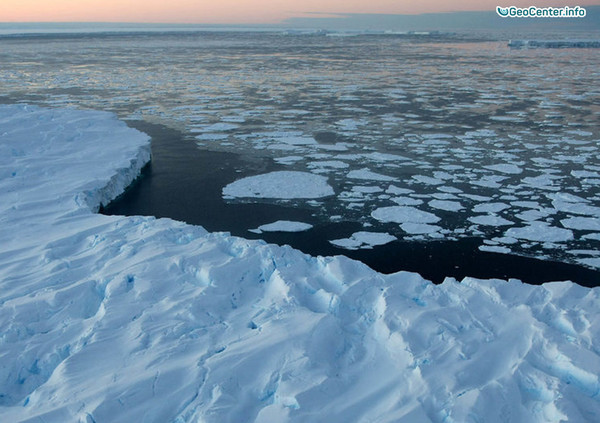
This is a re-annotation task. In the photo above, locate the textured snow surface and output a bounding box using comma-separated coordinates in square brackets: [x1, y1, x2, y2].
[1, 105, 600, 423]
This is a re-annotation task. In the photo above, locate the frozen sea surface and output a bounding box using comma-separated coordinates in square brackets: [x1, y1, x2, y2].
[2, 104, 600, 423]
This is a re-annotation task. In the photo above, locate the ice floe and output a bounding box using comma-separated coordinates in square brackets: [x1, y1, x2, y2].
[329, 231, 396, 250]
[249, 220, 313, 234]
[506, 222, 574, 243]
[371, 206, 441, 224]
[223, 171, 334, 199]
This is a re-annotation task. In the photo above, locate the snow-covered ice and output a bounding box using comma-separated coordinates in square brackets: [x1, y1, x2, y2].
[249, 220, 313, 234]
[371, 206, 441, 224]
[222, 171, 334, 199]
[506, 222, 574, 243]
[1, 105, 600, 422]
[329, 231, 396, 250]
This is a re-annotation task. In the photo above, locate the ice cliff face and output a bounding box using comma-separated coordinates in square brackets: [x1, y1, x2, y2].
[0, 105, 599, 422]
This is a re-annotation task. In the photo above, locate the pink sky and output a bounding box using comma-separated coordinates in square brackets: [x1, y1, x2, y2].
[1, 0, 597, 24]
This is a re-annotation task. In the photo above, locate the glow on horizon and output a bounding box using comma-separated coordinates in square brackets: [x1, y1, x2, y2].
[1, 0, 597, 24]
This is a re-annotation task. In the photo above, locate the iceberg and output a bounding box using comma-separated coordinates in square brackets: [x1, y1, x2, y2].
[1, 105, 599, 422]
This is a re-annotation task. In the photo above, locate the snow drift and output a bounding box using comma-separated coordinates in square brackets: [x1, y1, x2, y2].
[0, 105, 599, 422]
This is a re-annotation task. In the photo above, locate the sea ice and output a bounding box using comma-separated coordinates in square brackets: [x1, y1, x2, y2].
[222, 171, 334, 199]
[506, 222, 574, 243]
[329, 231, 396, 250]
[401, 222, 443, 234]
[428, 199, 464, 212]
[371, 206, 441, 224]
[249, 220, 313, 234]
[468, 214, 514, 227]
[473, 202, 510, 213]
[560, 217, 600, 231]
[347, 168, 396, 182]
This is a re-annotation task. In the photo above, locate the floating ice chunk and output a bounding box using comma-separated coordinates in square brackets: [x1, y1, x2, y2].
[223, 171, 334, 199]
[492, 236, 519, 245]
[330, 231, 396, 250]
[512, 201, 542, 209]
[468, 215, 513, 227]
[347, 168, 395, 182]
[516, 209, 552, 222]
[392, 196, 423, 206]
[203, 122, 239, 131]
[438, 186, 463, 194]
[352, 186, 383, 193]
[523, 174, 560, 189]
[506, 222, 574, 243]
[386, 185, 413, 195]
[462, 194, 493, 202]
[479, 245, 512, 254]
[471, 175, 507, 189]
[195, 133, 229, 141]
[308, 160, 349, 170]
[473, 202, 510, 214]
[336, 118, 366, 131]
[249, 220, 313, 234]
[578, 257, 600, 267]
[552, 199, 600, 217]
[548, 192, 589, 203]
[371, 206, 440, 224]
[275, 156, 303, 165]
[401, 222, 443, 234]
[272, 136, 317, 146]
[429, 199, 463, 212]
[412, 175, 444, 185]
[560, 217, 600, 231]
[484, 164, 523, 174]
[363, 152, 410, 162]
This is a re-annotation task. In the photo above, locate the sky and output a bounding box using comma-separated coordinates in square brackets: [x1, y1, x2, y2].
[1, 0, 598, 24]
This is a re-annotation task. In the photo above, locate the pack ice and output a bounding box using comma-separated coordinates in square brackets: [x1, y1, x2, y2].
[1, 105, 599, 423]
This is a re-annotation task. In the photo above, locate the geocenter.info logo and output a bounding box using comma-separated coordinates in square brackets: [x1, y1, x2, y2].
[496, 5, 586, 17]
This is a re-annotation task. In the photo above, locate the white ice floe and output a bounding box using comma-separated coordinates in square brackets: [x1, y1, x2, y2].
[479, 245, 512, 254]
[484, 163, 523, 174]
[371, 206, 441, 224]
[401, 222, 443, 234]
[329, 231, 396, 250]
[347, 168, 396, 182]
[249, 220, 313, 234]
[271, 136, 317, 146]
[468, 214, 514, 227]
[392, 196, 424, 206]
[1, 105, 599, 423]
[561, 217, 600, 231]
[412, 175, 444, 185]
[473, 202, 510, 213]
[553, 199, 600, 217]
[222, 171, 334, 199]
[429, 199, 464, 212]
[506, 222, 574, 243]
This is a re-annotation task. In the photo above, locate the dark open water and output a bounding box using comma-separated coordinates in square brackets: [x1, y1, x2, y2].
[103, 121, 600, 286]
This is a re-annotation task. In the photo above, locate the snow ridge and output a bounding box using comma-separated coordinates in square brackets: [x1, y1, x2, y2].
[1, 105, 599, 422]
